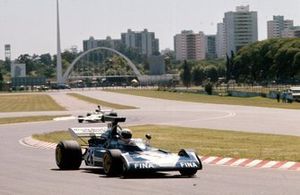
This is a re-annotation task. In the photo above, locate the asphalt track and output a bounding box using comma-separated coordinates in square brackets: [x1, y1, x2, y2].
[0, 89, 300, 195]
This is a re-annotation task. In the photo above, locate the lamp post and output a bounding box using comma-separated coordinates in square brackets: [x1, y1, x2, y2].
[56, 0, 63, 84]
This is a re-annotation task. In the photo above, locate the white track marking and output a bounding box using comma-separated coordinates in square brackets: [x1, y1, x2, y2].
[216, 158, 233, 165]
[279, 162, 297, 169]
[245, 160, 262, 167]
[261, 161, 279, 168]
[231, 159, 248, 166]
[203, 156, 218, 164]
[53, 116, 76, 121]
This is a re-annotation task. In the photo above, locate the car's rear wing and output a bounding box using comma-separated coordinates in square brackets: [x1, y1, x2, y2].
[68, 127, 108, 139]
[103, 115, 126, 123]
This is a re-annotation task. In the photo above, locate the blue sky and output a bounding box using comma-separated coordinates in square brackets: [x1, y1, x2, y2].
[0, 0, 299, 60]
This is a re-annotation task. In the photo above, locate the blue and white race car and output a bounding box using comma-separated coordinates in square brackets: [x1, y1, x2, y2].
[55, 116, 203, 177]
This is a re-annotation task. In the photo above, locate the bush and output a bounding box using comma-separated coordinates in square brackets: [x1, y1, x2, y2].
[204, 83, 213, 95]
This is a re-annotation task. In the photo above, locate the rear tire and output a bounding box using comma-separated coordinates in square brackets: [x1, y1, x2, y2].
[78, 116, 83, 123]
[55, 140, 82, 170]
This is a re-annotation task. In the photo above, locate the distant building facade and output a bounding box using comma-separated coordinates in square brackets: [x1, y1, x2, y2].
[148, 55, 165, 75]
[11, 63, 26, 78]
[216, 23, 226, 58]
[223, 5, 258, 56]
[282, 26, 300, 38]
[174, 30, 206, 61]
[205, 35, 217, 59]
[121, 29, 159, 56]
[4, 44, 11, 61]
[83, 36, 122, 51]
[267, 16, 294, 38]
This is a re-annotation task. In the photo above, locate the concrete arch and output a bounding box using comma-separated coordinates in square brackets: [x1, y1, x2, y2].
[62, 47, 141, 82]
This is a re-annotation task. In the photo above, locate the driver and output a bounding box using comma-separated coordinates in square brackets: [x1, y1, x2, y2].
[119, 128, 133, 144]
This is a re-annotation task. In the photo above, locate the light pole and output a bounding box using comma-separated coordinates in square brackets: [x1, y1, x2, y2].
[56, 0, 63, 84]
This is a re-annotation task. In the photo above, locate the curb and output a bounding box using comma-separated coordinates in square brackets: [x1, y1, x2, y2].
[199, 156, 300, 172]
[19, 136, 57, 150]
[20, 136, 300, 172]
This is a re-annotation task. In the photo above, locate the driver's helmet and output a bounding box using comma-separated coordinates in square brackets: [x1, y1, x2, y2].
[121, 129, 132, 141]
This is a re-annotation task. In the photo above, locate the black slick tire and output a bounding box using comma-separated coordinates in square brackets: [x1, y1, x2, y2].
[103, 149, 122, 176]
[55, 140, 82, 170]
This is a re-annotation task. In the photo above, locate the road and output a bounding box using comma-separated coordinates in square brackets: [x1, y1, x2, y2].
[0, 89, 299, 194]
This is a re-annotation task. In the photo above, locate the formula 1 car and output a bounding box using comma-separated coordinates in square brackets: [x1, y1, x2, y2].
[77, 105, 116, 123]
[55, 115, 203, 177]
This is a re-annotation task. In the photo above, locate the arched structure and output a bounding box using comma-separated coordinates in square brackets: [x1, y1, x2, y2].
[62, 47, 141, 83]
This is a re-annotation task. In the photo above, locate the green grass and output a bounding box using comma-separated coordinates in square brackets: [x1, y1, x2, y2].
[0, 94, 65, 112]
[33, 125, 300, 162]
[105, 89, 300, 109]
[0, 115, 69, 124]
[67, 93, 137, 109]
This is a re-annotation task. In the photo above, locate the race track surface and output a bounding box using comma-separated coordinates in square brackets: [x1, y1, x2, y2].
[0, 89, 299, 194]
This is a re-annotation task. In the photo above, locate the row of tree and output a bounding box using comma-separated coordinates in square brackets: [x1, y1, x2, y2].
[228, 38, 300, 83]
[180, 60, 226, 87]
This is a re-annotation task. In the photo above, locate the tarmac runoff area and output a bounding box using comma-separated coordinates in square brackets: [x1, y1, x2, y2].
[20, 136, 300, 172]
[2, 90, 300, 195]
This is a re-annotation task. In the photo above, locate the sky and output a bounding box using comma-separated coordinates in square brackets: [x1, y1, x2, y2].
[0, 0, 300, 60]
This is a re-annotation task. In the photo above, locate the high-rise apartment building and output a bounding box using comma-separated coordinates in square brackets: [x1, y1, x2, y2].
[121, 29, 159, 56]
[174, 30, 206, 61]
[267, 16, 294, 38]
[83, 36, 122, 51]
[216, 23, 226, 58]
[282, 26, 300, 38]
[205, 35, 217, 59]
[223, 5, 258, 56]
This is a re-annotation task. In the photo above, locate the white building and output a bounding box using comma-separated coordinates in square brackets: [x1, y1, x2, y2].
[121, 29, 159, 56]
[267, 16, 294, 38]
[223, 5, 258, 56]
[174, 30, 206, 61]
[216, 23, 226, 58]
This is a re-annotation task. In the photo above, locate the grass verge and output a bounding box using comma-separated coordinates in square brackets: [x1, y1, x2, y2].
[105, 89, 300, 109]
[0, 94, 65, 112]
[0, 115, 70, 125]
[67, 93, 137, 110]
[33, 125, 300, 162]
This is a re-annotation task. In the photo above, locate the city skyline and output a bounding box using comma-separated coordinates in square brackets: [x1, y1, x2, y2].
[0, 0, 300, 60]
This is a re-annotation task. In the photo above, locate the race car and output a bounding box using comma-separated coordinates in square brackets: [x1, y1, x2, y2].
[55, 115, 203, 177]
[77, 105, 116, 123]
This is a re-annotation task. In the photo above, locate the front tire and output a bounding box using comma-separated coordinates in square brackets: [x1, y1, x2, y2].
[178, 149, 199, 177]
[103, 150, 122, 176]
[55, 140, 82, 170]
[179, 169, 198, 177]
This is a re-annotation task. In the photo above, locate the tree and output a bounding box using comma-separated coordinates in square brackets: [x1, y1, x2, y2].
[192, 66, 205, 86]
[0, 71, 3, 91]
[204, 65, 218, 82]
[180, 60, 192, 88]
[233, 38, 300, 83]
[40, 53, 52, 66]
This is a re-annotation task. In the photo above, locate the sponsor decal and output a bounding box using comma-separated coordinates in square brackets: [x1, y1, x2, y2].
[180, 162, 198, 168]
[134, 163, 154, 169]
